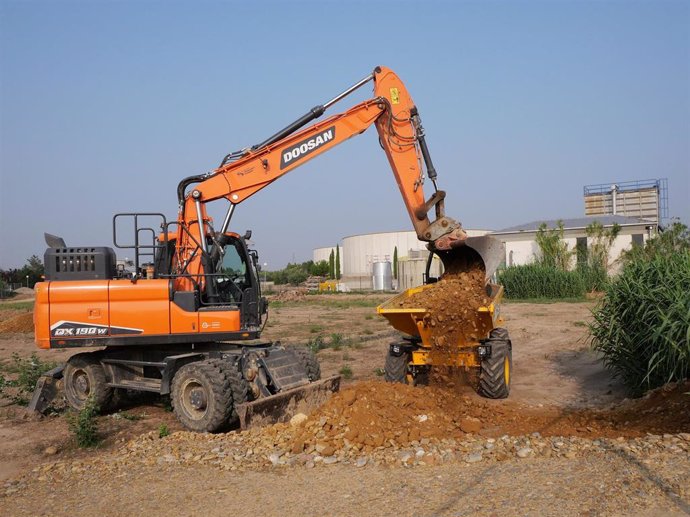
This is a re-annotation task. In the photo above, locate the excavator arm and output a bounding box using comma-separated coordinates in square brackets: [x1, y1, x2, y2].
[174, 66, 467, 289]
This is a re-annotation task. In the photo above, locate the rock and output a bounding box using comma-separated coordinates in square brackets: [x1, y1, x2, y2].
[459, 417, 482, 434]
[323, 456, 339, 465]
[320, 445, 336, 457]
[305, 461, 315, 469]
[43, 446, 58, 456]
[417, 415, 428, 423]
[268, 453, 281, 466]
[465, 452, 483, 464]
[516, 447, 532, 458]
[398, 451, 413, 463]
[355, 457, 368, 468]
[290, 413, 308, 426]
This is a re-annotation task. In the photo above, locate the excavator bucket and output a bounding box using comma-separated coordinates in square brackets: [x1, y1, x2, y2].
[436, 235, 503, 280]
[235, 375, 340, 430]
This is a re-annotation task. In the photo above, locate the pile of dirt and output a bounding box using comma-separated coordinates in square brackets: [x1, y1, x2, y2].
[288, 381, 471, 453]
[0, 313, 34, 334]
[609, 380, 690, 434]
[270, 289, 307, 302]
[285, 379, 690, 457]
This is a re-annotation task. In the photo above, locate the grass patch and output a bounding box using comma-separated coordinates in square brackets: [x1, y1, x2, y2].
[309, 325, 324, 334]
[364, 314, 374, 320]
[0, 353, 59, 404]
[67, 396, 100, 448]
[503, 297, 587, 304]
[373, 367, 385, 377]
[339, 365, 353, 379]
[0, 301, 34, 311]
[117, 411, 144, 421]
[158, 423, 170, 438]
[573, 320, 587, 327]
[362, 329, 374, 335]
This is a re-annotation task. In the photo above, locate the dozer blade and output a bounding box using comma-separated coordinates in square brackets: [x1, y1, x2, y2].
[236, 376, 340, 430]
[27, 365, 64, 414]
[436, 235, 503, 280]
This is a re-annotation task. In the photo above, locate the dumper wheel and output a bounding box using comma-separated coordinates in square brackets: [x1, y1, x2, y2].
[478, 332, 512, 399]
[171, 360, 233, 432]
[293, 347, 321, 381]
[384, 350, 409, 384]
[63, 353, 113, 411]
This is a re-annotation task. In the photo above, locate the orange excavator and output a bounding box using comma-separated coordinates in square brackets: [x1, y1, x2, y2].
[29, 66, 482, 431]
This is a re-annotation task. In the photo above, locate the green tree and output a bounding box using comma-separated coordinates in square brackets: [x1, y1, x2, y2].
[623, 219, 689, 263]
[393, 247, 398, 280]
[328, 250, 335, 279]
[309, 260, 329, 277]
[535, 221, 572, 270]
[586, 221, 621, 272]
[335, 246, 341, 280]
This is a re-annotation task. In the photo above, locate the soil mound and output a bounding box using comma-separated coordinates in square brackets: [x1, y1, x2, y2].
[285, 379, 690, 457]
[288, 381, 472, 453]
[0, 313, 34, 334]
[609, 380, 690, 434]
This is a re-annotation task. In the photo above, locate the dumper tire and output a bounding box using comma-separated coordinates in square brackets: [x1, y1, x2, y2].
[478, 338, 512, 399]
[209, 358, 250, 424]
[384, 350, 409, 384]
[293, 347, 321, 381]
[171, 360, 233, 433]
[63, 353, 113, 412]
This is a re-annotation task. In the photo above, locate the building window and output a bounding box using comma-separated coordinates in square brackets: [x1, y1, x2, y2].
[576, 237, 588, 265]
[632, 234, 643, 247]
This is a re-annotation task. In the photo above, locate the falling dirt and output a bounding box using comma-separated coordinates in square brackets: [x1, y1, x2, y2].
[0, 313, 34, 334]
[396, 258, 490, 386]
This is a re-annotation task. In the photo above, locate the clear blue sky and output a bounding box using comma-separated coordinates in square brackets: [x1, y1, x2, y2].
[1, 0, 688, 269]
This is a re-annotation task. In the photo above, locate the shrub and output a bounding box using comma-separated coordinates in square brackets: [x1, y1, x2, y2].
[158, 423, 170, 438]
[11, 353, 59, 396]
[339, 365, 353, 379]
[590, 243, 690, 394]
[498, 264, 586, 299]
[67, 396, 100, 448]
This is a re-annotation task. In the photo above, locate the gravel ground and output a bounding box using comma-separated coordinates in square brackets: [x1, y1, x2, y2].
[2, 442, 688, 517]
[2, 425, 689, 516]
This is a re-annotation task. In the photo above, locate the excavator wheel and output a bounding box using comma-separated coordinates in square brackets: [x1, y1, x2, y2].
[477, 328, 512, 399]
[384, 348, 409, 384]
[63, 353, 113, 411]
[208, 358, 250, 424]
[292, 347, 321, 381]
[171, 360, 233, 432]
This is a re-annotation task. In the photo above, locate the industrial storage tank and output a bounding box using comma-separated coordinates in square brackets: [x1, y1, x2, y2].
[372, 261, 393, 291]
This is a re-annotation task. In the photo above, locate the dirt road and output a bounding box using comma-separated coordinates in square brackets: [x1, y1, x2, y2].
[0, 296, 688, 516]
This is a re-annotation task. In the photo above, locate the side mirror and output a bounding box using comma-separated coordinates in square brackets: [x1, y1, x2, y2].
[243, 230, 252, 240]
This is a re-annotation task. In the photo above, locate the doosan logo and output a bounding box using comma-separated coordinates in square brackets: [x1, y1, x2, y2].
[280, 127, 335, 169]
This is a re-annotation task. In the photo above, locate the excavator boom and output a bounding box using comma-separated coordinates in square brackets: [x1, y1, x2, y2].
[173, 66, 468, 290]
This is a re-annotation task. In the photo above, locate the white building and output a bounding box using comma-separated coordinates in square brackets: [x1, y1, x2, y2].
[492, 215, 656, 272]
[314, 228, 491, 290]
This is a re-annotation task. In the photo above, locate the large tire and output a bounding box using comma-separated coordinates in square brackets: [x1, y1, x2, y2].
[384, 350, 409, 384]
[478, 337, 512, 399]
[293, 347, 321, 381]
[209, 358, 250, 424]
[171, 360, 233, 432]
[63, 353, 112, 411]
